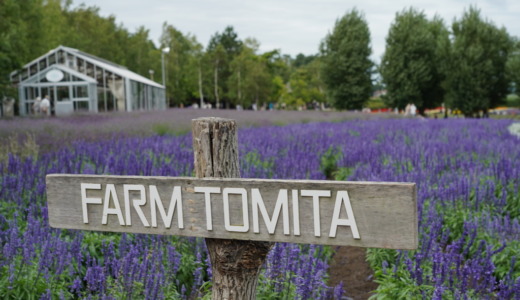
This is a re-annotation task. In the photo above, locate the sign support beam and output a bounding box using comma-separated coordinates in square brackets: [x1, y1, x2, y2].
[192, 117, 271, 300]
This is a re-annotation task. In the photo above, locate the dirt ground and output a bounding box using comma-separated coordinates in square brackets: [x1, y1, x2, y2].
[328, 246, 378, 300]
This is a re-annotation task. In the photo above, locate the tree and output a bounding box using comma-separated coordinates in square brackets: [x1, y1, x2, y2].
[40, 0, 70, 50]
[445, 6, 512, 117]
[380, 8, 449, 113]
[281, 58, 325, 109]
[320, 9, 373, 110]
[125, 26, 158, 78]
[506, 37, 520, 97]
[206, 26, 243, 108]
[227, 39, 272, 109]
[0, 0, 49, 102]
[160, 24, 202, 107]
[65, 5, 129, 65]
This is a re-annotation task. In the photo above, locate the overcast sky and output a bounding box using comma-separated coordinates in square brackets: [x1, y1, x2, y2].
[75, 0, 520, 62]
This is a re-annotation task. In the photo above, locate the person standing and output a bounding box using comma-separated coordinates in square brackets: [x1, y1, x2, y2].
[32, 97, 42, 115]
[404, 103, 411, 116]
[410, 103, 417, 116]
[40, 95, 50, 116]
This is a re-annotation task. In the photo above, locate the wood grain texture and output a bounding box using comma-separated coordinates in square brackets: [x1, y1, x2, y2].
[46, 175, 417, 249]
[193, 117, 267, 300]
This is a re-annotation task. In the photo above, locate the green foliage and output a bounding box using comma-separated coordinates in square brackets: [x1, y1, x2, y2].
[321, 9, 373, 110]
[368, 178, 520, 298]
[366, 248, 399, 270]
[152, 123, 173, 136]
[0, 133, 39, 164]
[0, 259, 74, 299]
[205, 26, 243, 107]
[365, 97, 387, 110]
[292, 53, 317, 68]
[506, 94, 520, 107]
[256, 275, 297, 299]
[244, 151, 274, 177]
[445, 6, 512, 117]
[506, 38, 520, 98]
[4, 1, 520, 114]
[319, 146, 342, 179]
[161, 24, 204, 107]
[281, 59, 326, 109]
[370, 266, 430, 299]
[380, 8, 449, 113]
[227, 39, 274, 108]
[334, 167, 355, 181]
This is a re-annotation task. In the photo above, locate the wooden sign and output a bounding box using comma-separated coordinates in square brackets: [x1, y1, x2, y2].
[46, 174, 417, 249]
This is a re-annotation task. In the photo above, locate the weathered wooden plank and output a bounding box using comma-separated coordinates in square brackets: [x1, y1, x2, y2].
[46, 174, 417, 249]
[193, 117, 266, 300]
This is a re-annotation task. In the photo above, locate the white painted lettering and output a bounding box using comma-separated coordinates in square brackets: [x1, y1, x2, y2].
[292, 189, 300, 236]
[150, 185, 184, 229]
[81, 183, 102, 224]
[301, 190, 330, 237]
[194, 187, 220, 230]
[123, 184, 149, 227]
[252, 188, 290, 235]
[329, 191, 360, 239]
[102, 184, 125, 225]
[223, 188, 249, 232]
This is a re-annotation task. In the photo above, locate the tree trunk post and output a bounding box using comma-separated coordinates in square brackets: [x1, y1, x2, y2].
[192, 117, 272, 300]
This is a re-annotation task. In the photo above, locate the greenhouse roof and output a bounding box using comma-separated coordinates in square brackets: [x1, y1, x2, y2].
[11, 45, 164, 89]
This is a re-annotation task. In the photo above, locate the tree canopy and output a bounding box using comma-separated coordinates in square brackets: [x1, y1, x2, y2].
[320, 9, 373, 110]
[380, 8, 449, 113]
[1, 1, 519, 115]
[444, 7, 512, 116]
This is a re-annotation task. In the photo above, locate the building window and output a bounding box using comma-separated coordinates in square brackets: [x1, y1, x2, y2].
[74, 101, 89, 111]
[73, 85, 88, 98]
[57, 50, 65, 64]
[39, 59, 47, 71]
[57, 86, 70, 102]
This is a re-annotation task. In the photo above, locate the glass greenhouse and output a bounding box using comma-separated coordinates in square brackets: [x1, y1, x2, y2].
[10, 45, 166, 116]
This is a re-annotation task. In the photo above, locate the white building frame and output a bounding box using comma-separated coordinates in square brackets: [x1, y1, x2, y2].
[10, 45, 165, 116]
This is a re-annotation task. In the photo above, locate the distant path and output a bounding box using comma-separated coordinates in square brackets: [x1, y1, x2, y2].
[328, 246, 378, 300]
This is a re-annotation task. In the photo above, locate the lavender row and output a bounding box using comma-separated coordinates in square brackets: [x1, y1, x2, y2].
[239, 118, 520, 298]
[1, 117, 519, 298]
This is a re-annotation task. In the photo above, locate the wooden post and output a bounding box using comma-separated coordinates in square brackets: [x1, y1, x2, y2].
[192, 117, 272, 300]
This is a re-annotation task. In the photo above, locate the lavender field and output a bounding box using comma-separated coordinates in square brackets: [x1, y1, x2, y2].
[0, 111, 519, 299]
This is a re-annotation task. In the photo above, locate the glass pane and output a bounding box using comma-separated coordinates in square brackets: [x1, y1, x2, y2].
[25, 103, 32, 114]
[28, 87, 40, 100]
[22, 70, 29, 81]
[48, 54, 56, 65]
[77, 58, 84, 73]
[96, 67, 103, 86]
[98, 88, 106, 112]
[131, 81, 139, 110]
[86, 62, 95, 78]
[73, 86, 88, 98]
[67, 53, 75, 69]
[30, 64, 38, 76]
[57, 50, 65, 64]
[74, 101, 89, 111]
[57, 86, 70, 101]
[39, 59, 47, 70]
[11, 74, 20, 85]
